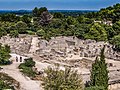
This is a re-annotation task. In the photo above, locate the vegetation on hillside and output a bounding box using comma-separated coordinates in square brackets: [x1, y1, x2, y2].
[85, 3, 120, 22]
[0, 4, 119, 51]
[110, 35, 120, 51]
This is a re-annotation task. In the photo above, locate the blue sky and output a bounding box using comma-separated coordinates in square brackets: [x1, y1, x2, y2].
[0, 0, 120, 10]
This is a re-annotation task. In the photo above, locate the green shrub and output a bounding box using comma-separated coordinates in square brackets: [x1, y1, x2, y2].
[9, 30, 19, 38]
[43, 66, 84, 90]
[24, 58, 35, 67]
[0, 80, 14, 90]
[27, 30, 35, 35]
[0, 73, 20, 90]
[110, 35, 120, 51]
[0, 44, 11, 65]
[18, 58, 36, 78]
[21, 66, 36, 77]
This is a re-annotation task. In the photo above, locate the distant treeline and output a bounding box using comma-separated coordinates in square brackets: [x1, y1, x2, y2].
[0, 10, 32, 15]
[0, 10, 97, 16]
[50, 10, 97, 17]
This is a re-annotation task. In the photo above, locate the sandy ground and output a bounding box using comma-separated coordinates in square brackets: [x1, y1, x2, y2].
[0, 62, 43, 90]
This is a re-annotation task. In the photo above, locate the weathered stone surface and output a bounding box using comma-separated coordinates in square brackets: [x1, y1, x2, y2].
[0, 35, 119, 60]
[0, 35, 32, 55]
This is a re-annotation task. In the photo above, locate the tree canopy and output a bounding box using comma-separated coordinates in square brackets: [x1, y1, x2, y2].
[0, 44, 11, 65]
[43, 66, 84, 90]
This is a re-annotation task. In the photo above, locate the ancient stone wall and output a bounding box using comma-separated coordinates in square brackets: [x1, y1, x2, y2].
[0, 35, 32, 55]
[37, 36, 120, 61]
[0, 35, 119, 60]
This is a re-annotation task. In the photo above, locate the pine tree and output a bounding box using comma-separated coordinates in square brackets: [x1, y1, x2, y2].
[90, 46, 109, 90]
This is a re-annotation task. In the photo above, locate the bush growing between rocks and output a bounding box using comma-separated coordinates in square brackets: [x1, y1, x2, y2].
[18, 58, 36, 78]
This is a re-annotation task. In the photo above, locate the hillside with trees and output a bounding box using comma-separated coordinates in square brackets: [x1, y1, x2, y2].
[0, 3, 120, 90]
[0, 4, 119, 48]
[0, 4, 119, 51]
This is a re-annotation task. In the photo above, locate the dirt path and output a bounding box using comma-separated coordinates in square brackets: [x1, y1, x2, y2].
[0, 63, 43, 90]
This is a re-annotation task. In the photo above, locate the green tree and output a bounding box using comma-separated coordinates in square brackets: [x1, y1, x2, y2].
[105, 26, 116, 40]
[32, 7, 39, 17]
[97, 3, 120, 22]
[21, 15, 31, 24]
[32, 7, 48, 17]
[112, 20, 120, 35]
[0, 44, 11, 65]
[85, 23, 107, 41]
[111, 35, 120, 51]
[90, 47, 109, 90]
[16, 21, 28, 34]
[53, 12, 64, 18]
[4, 44, 11, 53]
[9, 30, 19, 38]
[66, 16, 77, 25]
[77, 15, 86, 23]
[0, 27, 7, 38]
[0, 80, 11, 89]
[9, 25, 17, 31]
[43, 66, 84, 90]
[1, 14, 20, 22]
[36, 29, 45, 37]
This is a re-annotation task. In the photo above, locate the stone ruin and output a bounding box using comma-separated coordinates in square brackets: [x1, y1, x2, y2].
[0, 35, 119, 71]
[0, 35, 120, 89]
[0, 35, 119, 61]
[0, 34, 32, 55]
[36, 36, 120, 61]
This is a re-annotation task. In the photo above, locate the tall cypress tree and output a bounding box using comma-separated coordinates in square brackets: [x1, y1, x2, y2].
[90, 56, 99, 86]
[99, 46, 109, 90]
[90, 46, 109, 90]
